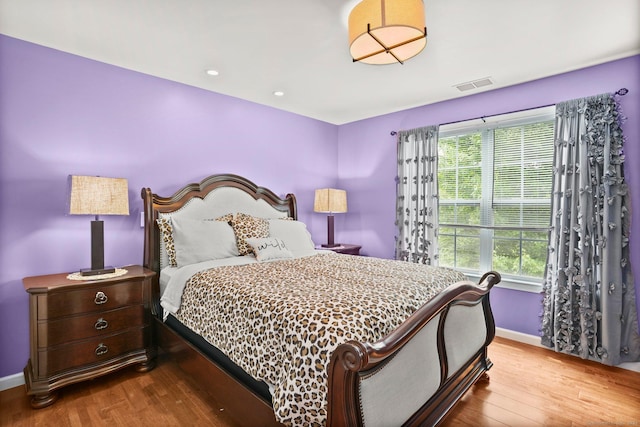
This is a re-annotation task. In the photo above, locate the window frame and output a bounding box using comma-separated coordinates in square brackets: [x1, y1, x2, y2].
[437, 106, 556, 292]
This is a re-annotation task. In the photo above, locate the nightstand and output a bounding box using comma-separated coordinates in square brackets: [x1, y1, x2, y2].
[23, 265, 156, 408]
[320, 244, 362, 255]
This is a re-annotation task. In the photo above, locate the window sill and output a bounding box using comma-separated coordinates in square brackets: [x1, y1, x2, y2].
[462, 271, 543, 294]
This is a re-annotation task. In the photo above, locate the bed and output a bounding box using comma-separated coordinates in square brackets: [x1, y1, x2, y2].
[141, 173, 500, 427]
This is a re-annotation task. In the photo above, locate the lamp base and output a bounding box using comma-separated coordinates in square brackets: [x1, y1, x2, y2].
[82, 219, 114, 276]
[321, 243, 342, 248]
[80, 266, 116, 276]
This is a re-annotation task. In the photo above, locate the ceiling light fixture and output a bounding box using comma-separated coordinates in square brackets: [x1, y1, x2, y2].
[273, 91, 284, 97]
[348, 0, 427, 65]
[205, 69, 219, 76]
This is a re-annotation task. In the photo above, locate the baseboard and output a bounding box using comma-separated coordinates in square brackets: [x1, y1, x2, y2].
[495, 327, 640, 373]
[495, 327, 545, 348]
[0, 372, 25, 392]
[618, 361, 640, 373]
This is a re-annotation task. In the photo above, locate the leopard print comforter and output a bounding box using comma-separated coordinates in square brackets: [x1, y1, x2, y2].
[174, 252, 466, 426]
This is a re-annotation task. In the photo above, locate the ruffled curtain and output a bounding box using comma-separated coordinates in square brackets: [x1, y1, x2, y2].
[395, 125, 439, 265]
[541, 93, 640, 365]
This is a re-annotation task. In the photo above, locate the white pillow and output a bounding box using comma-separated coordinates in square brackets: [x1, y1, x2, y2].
[268, 219, 316, 254]
[245, 237, 294, 262]
[171, 217, 239, 267]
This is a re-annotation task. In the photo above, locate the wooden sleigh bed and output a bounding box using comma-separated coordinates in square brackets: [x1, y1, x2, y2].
[141, 173, 500, 427]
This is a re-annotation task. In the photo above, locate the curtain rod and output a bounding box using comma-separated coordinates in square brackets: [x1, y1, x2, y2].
[390, 87, 629, 136]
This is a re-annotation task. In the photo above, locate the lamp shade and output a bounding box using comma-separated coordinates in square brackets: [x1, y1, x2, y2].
[68, 175, 130, 216]
[314, 189, 347, 213]
[348, 0, 427, 64]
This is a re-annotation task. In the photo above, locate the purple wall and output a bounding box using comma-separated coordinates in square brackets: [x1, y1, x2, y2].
[0, 35, 338, 377]
[1, 33, 638, 378]
[337, 55, 640, 337]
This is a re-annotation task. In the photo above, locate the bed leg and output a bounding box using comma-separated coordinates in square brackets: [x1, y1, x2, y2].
[478, 372, 490, 383]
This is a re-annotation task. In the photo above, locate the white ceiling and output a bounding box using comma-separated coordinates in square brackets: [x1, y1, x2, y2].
[1, 0, 639, 125]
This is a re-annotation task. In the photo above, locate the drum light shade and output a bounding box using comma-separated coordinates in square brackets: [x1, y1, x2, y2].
[348, 0, 427, 64]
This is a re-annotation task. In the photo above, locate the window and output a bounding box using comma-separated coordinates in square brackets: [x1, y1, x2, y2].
[437, 107, 555, 289]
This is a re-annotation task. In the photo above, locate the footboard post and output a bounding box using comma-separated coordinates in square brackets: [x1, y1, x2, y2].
[327, 342, 368, 426]
[479, 271, 498, 349]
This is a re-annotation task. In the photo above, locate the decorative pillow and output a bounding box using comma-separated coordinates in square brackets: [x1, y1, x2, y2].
[268, 219, 316, 254]
[157, 217, 177, 267]
[171, 217, 239, 267]
[230, 213, 270, 256]
[245, 237, 294, 262]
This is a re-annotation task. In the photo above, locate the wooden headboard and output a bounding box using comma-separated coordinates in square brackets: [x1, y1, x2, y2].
[141, 173, 297, 275]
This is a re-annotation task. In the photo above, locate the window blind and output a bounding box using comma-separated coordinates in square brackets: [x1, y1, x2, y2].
[437, 106, 555, 282]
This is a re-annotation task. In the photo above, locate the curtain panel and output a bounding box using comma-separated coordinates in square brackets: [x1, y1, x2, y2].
[541, 93, 640, 365]
[395, 125, 439, 265]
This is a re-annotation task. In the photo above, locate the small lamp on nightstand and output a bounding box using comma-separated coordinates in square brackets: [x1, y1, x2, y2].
[68, 175, 130, 276]
[314, 188, 347, 248]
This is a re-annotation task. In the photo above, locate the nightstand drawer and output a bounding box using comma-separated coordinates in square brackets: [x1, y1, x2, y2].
[37, 281, 143, 319]
[37, 305, 145, 347]
[37, 327, 148, 377]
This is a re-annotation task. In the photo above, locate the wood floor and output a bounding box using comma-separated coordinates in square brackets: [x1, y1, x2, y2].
[2, 336, 639, 426]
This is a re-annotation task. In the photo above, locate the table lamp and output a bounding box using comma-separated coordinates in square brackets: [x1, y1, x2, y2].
[68, 175, 130, 276]
[314, 188, 347, 248]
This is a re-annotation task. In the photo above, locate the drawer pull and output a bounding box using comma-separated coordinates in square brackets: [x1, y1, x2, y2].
[94, 291, 108, 305]
[95, 343, 108, 356]
[94, 318, 109, 330]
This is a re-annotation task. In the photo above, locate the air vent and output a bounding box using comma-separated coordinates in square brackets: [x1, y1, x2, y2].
[454, 77, 494, 92]
[455, 83, 476, 92]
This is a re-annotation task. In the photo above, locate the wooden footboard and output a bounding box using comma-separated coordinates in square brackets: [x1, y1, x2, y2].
[327, 271, 500, 426]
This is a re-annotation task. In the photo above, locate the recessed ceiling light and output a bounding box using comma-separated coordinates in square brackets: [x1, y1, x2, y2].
[205, 69, 219, 76]
[273, 91, 284, 97]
